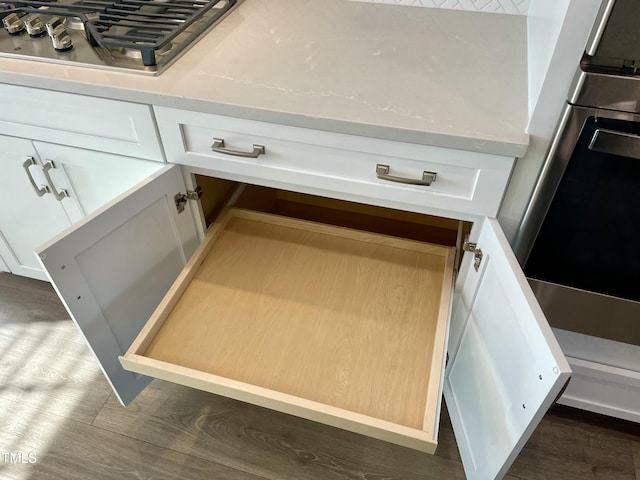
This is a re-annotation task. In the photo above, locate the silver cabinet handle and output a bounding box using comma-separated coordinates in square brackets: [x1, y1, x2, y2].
[211, 138, 266, 158]
[42, 160, 69, 201]
[22, 156, 49, 197]
[376, 164, 437, 186]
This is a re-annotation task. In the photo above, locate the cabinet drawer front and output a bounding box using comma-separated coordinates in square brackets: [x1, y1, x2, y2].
[122, 207, 456, 453]
[155, 107, 514, 220]
[0, 85, 164, 161]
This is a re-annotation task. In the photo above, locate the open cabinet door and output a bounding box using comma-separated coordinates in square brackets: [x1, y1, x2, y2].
[445, 217, 570, 480]
[35, 165, 199, 405]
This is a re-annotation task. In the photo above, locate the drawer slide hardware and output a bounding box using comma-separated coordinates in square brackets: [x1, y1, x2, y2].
[376, 164, 437, 186]
[211, 138, 266, 158]
[463, 241, 483, 272]
[174, 186, 203, 214]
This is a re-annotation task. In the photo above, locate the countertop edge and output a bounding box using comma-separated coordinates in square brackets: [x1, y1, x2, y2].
[0, 72, 530, 158]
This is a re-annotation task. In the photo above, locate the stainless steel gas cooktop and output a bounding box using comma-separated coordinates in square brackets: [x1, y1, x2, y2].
[0, 0, 236, 75]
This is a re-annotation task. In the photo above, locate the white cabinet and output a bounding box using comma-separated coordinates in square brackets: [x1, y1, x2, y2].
[36, 161, 571, 480]
[0, 136, 75, 280]
[0, 84, 165, 162]
[32, 142, 164, 217]
[0, 139, 162, 279]
[0, 85, 166, 279]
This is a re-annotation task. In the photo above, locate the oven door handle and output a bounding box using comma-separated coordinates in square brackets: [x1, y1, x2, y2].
[589, 128, 640, 160]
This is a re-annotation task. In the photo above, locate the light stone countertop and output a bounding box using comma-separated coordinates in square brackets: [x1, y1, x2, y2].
[0, 0, 530, 157]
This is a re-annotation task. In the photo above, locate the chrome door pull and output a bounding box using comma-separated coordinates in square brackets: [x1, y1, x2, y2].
[211, 138, 266, 158]
[22, 156, 49, 197]
[376, 164, 437, 186]
[42, 160, 69, 201]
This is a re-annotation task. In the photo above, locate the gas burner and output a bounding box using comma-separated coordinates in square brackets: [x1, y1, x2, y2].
[0, 0, 237, 74]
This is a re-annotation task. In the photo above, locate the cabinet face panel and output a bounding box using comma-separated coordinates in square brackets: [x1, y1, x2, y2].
[0, 136, 72, 280]
[0, 85, 164, 161]
[154, 107, 515, 221]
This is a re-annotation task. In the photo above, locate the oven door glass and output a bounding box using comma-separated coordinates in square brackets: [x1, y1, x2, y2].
[525, 116, 640, 303]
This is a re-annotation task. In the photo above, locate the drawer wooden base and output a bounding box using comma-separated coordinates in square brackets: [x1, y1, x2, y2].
[122, 206, 455, 453]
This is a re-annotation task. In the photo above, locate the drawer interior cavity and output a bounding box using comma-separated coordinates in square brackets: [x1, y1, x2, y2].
[196, 174, 466, 247]
[122, 174, 462, 452]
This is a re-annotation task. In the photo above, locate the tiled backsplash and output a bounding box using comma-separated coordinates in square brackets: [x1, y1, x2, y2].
[348, 0, 530, 15]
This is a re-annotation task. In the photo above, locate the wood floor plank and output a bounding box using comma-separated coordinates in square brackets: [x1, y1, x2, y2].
[0, 318, 111, 426]
[0, 275, 111, 425]
[631, 441, 640, 480]
[547, 406, 640, 440]
[0, 272, 68, 325]
[0, 411, 265, 480]
[93, 380, 466, 480]
[0, 272, 61, 302]
[507, 408, 638, 480]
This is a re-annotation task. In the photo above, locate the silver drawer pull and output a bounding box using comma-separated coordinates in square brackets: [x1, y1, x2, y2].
[22, 156, 49, 197]
[376, 164, 437, 186]
[43, 160, 69, 201]
[211, 138, 266, 158]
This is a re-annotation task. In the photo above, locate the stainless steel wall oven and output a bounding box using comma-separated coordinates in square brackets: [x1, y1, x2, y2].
[514, 0, 640, 421]
[521, 97, 640, 347]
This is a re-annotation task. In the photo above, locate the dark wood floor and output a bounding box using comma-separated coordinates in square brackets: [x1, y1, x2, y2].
[0, 271, 638, 480]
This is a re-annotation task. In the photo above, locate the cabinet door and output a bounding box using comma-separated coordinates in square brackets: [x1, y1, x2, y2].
[445, 217, 571, 480]
[0, 136, 73, 280]
[33, 142, 163, 217]
[36, 165, 199, 405]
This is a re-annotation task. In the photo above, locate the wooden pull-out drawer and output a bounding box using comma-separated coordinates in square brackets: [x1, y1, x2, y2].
[120, 192, 456, 453]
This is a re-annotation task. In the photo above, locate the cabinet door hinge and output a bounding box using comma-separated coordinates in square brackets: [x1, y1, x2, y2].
[174, 186, 203, 213]
[463, 241, 483, 272]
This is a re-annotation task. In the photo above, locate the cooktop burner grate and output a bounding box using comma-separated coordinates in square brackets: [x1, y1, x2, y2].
[86, 0, 232, 66]
[2, 0, 236, 68]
